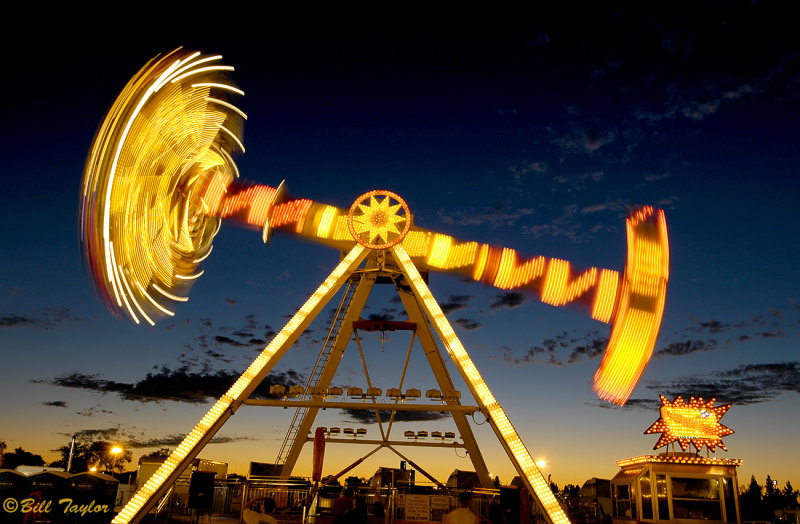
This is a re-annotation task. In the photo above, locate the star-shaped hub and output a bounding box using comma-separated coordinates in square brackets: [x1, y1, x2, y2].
[645, 394, 733, 452]
[348, 190, 411, 249]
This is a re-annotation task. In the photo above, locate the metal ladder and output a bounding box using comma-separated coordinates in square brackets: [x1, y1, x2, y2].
[274, 273, 361, 467]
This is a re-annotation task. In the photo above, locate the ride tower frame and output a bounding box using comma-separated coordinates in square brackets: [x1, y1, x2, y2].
[113, 237, 570, 524]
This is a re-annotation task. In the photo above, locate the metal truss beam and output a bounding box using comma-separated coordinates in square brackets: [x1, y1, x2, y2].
[279, 267, 377, 477]
[391, 244, 570, 524]
[303, 438, 466, 449]
[112, 245, 368, 523]
[396, 284, 493, 488]
[244, 399, 479, 413]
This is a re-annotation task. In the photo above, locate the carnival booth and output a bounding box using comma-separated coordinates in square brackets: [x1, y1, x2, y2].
[0, 469, 28, 524]
[611, 395, 742, 524]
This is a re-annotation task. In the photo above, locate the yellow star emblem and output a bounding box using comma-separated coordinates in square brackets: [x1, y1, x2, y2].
[347, 190, 411, 249]
[645, 395, 733, 452]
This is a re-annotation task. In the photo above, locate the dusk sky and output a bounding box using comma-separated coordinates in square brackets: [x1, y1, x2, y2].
[2, 7, 799, 490]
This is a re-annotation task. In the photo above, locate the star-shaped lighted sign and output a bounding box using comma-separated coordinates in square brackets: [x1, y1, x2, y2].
[645, 394, 733, 452]
[347, 190, 411, 249]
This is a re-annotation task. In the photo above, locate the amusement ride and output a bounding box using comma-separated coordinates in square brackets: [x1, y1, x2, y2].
[79, 49, 670, 524]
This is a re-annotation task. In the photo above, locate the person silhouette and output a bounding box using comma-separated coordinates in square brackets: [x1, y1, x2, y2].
[443, 492, 479, 524]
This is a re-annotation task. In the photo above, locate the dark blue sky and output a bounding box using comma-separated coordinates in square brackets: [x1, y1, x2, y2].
[2, 8, 799, 485]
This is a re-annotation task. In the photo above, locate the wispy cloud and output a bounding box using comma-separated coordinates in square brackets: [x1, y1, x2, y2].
[655, 339, 718, 358]
[586, 397, 661, 411]
[454, 318, 482, 331]
[366, 307, 398, 323]
[580, 200, 627, 215]
[1, 307, 84, 330]
[521, 204, 603, 243]
[125, 434, 253, 448]
[175, 314, 278, 369]
[550, 125, 617, 156]
[68, 428, 124, 442]
[341, 409, 450, 424]
[34, 366, 305, 404]
[214, 335, 250, 348]
[509, 161, 549, 179]
[488, 292, 527, 310]
[567, 337, 607, 364]
[508, 159, 605, 195]
[682, 85, 754, 122]
[588, 362, 800, 411]
[506, 330, 607, 367]
[632, 82, 757, 126]
[653, 310, 793, 359]
[440, 295, 473, 314]
[501, 305, 797, 368]
[58, 427, 252, 448]
[687, 319, 730, 334]
[644, 362, 800, 406]
[77, 405, 113, 417]
[643, 171, 670, 182]
[438, 205, 534, 229]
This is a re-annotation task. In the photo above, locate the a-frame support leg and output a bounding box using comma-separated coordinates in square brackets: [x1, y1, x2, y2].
[391, 245, 570, 524]
[279, 269, 377, 477]
[112, 245, 368, 524]
[395, 284, 493, 488]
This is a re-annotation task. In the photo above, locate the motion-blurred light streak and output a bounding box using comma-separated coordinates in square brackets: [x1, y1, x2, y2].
[593, 207, 668, 404]
[81, 49, 244, 325]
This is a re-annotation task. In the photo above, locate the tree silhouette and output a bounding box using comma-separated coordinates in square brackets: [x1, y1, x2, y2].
[782, 481, 798, 508]
[740, 475, 764, 521]
[51, 442, 84, 472]
[321, 475, 340, 486]
[91, 441, 132, 472]
[1, 447, 45, 469]
[50, 440, 132, 473]
[741, 475, 800, 520]
[765, 475, 777, 498]
[345, 476, 365, 487]
[142, 448, 172, 459]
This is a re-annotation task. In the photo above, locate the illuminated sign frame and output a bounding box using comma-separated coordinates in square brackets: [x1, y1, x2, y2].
[645, 394, 733, 452]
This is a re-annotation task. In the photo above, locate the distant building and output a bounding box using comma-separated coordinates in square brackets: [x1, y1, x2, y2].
[580, 477, 612, 523]
[446, 469, 481, 489]
[135, 456, 227, 489]
[368, 467, 414, 488]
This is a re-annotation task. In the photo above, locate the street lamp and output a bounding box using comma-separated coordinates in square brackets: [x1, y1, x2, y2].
[536, 459, 551, 487]
[110, 446, 123, 473]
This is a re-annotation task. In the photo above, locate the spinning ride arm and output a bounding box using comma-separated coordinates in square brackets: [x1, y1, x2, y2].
[210, 177, 669, 404]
